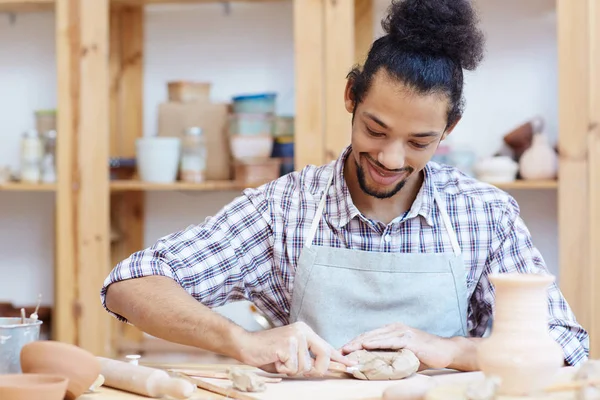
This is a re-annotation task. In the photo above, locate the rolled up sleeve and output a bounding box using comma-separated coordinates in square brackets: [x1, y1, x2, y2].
[470, 197, 589, 366]
[100, 188, 276, 323]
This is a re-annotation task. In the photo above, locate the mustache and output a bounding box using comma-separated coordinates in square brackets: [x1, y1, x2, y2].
[362, 153, 414, 174]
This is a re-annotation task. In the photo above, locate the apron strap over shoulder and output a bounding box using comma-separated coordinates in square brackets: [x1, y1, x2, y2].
[305, 170, 335, 249]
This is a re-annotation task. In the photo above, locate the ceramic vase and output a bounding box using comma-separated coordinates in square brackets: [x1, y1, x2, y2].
[476, 273, 564, 396]
[519, 133, 557, 180]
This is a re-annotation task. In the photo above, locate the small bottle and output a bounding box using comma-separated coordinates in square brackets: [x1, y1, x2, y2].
[21, 129, 43, 183]
[41, 130, 57, 183]
[180, 127, 206, 183]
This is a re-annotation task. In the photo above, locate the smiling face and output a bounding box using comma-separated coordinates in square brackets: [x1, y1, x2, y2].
[345, 69, 457, 199]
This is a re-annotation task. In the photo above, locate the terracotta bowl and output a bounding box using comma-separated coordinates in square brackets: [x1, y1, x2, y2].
[20, 340, 101, 400]
[0, 373, 68, 400]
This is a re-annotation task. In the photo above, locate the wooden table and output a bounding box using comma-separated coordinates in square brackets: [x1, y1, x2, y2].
[77, 364, 579, 400]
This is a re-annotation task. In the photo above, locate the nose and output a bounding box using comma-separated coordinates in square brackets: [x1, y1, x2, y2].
[377, 142, 405, 170]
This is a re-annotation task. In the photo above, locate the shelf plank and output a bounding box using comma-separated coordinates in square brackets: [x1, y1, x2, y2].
[110, 179, 268, 191]
[0, 182, 57, 191]
[491, 179, 558, 190]
[111, 0, 285, 5]
[0, 0, 53, 12]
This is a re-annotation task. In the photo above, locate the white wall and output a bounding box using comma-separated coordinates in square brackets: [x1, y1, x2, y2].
[0, 0, 559, 327]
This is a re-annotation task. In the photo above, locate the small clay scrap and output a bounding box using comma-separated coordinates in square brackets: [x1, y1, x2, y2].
[465, 376, 501, 400]
[346, 349, 419, 381]
[574, 360, 600, 400]
[228, 368, 267, 392]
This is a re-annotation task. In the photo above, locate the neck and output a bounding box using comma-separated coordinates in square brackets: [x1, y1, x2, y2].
[344, 153, 425, 224]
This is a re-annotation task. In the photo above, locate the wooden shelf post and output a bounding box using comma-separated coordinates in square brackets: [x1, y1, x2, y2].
[109, 4, 146, 356]
[55, 0, 111, 356]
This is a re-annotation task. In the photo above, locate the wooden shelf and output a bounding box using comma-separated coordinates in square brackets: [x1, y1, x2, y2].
[0, 0, 282, 12]
[110, 179, 268, 192]
[0, 0, 53, 12]
[0, 182, 56, 191]
[492, 180, 558, 190]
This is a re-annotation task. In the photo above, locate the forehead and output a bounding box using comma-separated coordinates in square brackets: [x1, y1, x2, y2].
[359, 69, 449, 131]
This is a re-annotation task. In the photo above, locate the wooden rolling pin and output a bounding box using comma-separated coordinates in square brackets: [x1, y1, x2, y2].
[97, 357, 196, 399]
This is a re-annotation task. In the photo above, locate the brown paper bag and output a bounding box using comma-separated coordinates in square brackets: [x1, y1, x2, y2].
[157, 101, 231, 180]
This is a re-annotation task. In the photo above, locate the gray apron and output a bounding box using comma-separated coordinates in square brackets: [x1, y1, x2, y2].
[289, 171, 469, 349]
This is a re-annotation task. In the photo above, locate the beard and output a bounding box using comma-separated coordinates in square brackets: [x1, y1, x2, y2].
[355, 154, 413, 199]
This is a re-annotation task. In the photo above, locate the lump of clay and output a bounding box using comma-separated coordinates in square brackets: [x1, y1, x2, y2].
[465, 376, 501, 400]
[346, 350, 419, 381]
[228, 368, 266, 392]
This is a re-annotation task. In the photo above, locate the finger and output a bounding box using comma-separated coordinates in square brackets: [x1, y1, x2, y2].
[341, 326, 398, 354]
[329, 347, 358, 367]
[276, 336, 299, 375]
[362, 337, 408, 350]
[296, 333, 311, 375]
[306, 337, 331, 376]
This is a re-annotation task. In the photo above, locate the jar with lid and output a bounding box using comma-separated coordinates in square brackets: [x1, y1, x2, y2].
[21, 129, 43, 183]
[180, 127, 207, 183]
[41, 130, 57, 183]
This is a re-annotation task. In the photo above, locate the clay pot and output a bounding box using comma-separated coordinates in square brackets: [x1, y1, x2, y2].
[20, 340, 101, 400]
[519, 133, 557, 180]
[0, 373, 68, 400]
[476, 273, 564, 396]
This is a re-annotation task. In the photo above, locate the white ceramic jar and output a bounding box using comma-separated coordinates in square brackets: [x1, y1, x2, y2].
[135, 137, 181, 183]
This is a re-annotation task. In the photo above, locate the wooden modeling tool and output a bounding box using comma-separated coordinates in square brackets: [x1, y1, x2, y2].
[30, 294, 42, 321]
[97, 357, 196, 399]
[168, 368, 282, 383]
[20, 308, 26, 324]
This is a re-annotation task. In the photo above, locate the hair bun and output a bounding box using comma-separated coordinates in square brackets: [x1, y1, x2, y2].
[382, 0, 485, 70]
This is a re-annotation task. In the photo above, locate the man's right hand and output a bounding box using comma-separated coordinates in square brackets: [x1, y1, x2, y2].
[234, 321, 356, 377]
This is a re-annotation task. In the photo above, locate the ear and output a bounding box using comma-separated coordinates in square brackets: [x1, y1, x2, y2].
[344, 79, 355, 114]
[441, 117, 461, 141]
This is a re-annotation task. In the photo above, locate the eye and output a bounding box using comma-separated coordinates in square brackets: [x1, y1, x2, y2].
[410, 141, 430, 149]
[366, 127, 385, 138]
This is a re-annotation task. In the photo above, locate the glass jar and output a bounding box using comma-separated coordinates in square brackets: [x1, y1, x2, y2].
[41, 130, 57, 183]
[21, 129, 43, 183]
[180, 127, 207, 183]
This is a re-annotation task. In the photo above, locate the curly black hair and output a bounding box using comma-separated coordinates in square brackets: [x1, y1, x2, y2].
[347, 0, 486, 129]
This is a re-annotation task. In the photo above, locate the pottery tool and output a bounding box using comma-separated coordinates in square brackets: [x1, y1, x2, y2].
[20, 308, 26, 324]
[29, 294, 42, 321]
[97, 357, 196, 399]
[184, 375, 259, 400]
[168, 368, 282, 383]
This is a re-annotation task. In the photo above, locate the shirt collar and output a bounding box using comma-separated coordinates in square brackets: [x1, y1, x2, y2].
[328, 146, 436, 228]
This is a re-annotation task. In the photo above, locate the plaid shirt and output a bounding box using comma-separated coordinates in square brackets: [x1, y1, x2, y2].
[101, 145, 589, 366]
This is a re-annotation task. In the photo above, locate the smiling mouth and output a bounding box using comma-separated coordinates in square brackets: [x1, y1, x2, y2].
[364, 157, 408, 186]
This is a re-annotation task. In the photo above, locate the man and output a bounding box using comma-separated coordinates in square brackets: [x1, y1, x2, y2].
[101, 0, 589, 376]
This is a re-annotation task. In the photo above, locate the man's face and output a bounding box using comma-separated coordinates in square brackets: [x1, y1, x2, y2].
[345, 69, 453, 199]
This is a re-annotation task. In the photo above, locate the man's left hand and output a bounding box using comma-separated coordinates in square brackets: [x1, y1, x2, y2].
[340, 323, 457, 370]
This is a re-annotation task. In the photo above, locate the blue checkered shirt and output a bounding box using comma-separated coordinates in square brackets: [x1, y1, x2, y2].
[101, 145, 589, 366]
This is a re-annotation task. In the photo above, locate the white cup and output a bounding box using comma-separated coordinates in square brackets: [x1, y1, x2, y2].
[136, 137, 181, 183]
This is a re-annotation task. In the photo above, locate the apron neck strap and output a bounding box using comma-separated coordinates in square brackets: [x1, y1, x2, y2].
[432, 186, 462, 256]
[304, 169, 462, 257]
[305, 170, 335, 249]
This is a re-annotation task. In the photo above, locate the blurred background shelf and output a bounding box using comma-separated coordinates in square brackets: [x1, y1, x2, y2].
[493, 179, 558, 190]
[0, 182, 56, 191]
[109, 179, 268, 191]
[0, 0, 53, 12]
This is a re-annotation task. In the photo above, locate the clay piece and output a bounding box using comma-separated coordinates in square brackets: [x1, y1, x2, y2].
[0, 373, 68, 400]
[465, 376, 501, 400]
[228, 368, 267, 392]
[345, 349, 420, 381]
[574, 360, 600, 400]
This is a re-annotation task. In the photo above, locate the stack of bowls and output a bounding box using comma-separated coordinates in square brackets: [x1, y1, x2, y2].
[228, 93, 281, 183]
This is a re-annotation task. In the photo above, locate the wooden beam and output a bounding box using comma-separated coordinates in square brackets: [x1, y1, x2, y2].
[54, 0, 79, 346]
[354, 0, 373, 66]
[77, 0, 111, 356]
[587, 0, 600, 358]
[557, 0, 591, 340]
[324, 0, 354, 162]
[293, 0, 325, 169]
[109, 5, 146, 356]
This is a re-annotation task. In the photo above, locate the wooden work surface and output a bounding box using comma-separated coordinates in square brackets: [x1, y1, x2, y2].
[77, 364, 579, 400]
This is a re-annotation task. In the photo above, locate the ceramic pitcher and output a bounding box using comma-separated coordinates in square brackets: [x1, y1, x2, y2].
[519, 133, 557, 180]
[476, 273, 564, 396]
